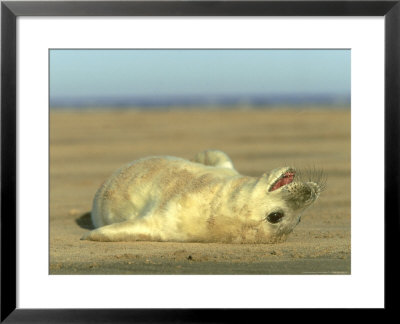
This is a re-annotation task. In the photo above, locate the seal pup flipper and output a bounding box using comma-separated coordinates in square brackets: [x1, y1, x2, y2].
[81, 219, 161, 242]
[191, 149, 236, 171]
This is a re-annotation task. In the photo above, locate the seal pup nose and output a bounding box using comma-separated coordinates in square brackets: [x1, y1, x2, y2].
[304, 182, 321, 202]
[283, 181, 321, 210]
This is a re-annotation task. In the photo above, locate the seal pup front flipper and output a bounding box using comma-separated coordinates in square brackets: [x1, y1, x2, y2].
[191, 149, 236, 171]
[81, 218, 163, 242]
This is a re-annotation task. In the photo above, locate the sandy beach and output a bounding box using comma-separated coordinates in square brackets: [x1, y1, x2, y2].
[49, 108, 350, 274]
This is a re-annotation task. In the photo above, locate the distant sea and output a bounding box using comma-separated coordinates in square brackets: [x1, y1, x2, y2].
[50, 94, 350, 109]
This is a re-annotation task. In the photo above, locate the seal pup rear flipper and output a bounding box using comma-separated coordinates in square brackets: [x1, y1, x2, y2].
[191, 149, 236, 171]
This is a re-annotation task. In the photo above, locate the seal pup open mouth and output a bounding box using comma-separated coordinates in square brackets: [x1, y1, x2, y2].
[82, 150, 324, 243]
[268, 168, 296, 192]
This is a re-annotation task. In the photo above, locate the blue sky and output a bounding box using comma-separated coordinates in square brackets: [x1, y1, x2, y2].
[50, 49, 350, 105]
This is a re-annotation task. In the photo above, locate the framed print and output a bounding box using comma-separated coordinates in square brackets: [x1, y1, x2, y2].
[1, 0, 399, 321]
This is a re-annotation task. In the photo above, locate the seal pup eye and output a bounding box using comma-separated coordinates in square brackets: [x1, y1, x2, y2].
[266, 211, 284, 224]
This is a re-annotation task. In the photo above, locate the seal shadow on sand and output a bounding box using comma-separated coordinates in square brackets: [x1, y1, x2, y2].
[75, 212, 94, 230]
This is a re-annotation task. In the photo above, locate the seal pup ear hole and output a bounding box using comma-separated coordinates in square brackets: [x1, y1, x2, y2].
[265, 211, 284, 224]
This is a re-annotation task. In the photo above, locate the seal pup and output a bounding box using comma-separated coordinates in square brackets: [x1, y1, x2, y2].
[82, 150, 323, 243]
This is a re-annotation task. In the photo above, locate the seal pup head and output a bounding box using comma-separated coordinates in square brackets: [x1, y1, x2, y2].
[252, 166, 324, 242]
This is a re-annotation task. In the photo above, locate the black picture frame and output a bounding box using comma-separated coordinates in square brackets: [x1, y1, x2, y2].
[1, 0, 398, 322]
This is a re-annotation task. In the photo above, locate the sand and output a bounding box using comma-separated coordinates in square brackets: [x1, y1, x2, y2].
[49, 108, 350, 274]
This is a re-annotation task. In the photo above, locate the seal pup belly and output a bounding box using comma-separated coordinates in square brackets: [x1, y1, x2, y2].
[82, 150, 324, 243]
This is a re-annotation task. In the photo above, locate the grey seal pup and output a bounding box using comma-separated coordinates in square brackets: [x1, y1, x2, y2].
[82, 150, 323, 243]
